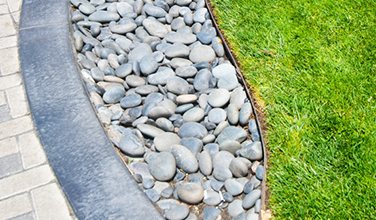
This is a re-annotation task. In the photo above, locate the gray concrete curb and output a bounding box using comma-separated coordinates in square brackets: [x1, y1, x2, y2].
[18, 0, 163, 219]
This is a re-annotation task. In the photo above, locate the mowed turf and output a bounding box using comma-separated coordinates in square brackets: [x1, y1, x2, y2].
[211, 0, 376, 218]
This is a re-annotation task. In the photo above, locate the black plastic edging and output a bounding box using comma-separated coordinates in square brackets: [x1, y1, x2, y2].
[18, 0, 163, 219]
[205, 0, 268, 212]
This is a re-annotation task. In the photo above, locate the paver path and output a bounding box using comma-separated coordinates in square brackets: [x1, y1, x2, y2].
[0, 0, 75, 219]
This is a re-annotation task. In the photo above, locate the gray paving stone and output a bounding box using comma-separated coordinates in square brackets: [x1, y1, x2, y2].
[0, 104, 11, 123]
[0, 153, 23, 178]
[8, 212, 35, 220]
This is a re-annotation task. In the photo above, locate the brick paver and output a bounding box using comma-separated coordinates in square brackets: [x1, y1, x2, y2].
[0, 0, 75, 219]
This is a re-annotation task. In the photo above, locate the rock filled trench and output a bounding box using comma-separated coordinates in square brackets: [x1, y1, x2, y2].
[71, 0, 265, 219]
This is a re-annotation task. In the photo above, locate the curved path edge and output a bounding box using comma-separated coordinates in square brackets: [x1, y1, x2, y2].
[18, 0, 163, 219]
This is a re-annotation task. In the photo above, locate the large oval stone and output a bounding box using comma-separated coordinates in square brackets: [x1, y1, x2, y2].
[183, 107, 205, 122]
[148, 152, 176, 181]
[118, 133, 145, 157]
[178, 122, 208, 139]
[207, 88, 230, 108]
[189, 45, 215, 63]
[169, 144, 198, 173]
[137, 124, 165, 138]
[120, 93, 142, 108]
[165, 32, 197, 45]
[102, 86, 125, 104]
[242, 189, 261, 210]
[154, 132, 181, 152]
[166, 76, 190, 95]
[216, 126, 248, 145]
[237, 141, 263, 161]
[88, 11, 120, 22]
[142, 19, 169, 38]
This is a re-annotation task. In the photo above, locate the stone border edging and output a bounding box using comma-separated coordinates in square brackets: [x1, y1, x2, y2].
[18, 0, 163, 219]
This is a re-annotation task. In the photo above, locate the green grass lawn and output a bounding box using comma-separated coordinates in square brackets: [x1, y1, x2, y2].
[211, 0, 376, 218]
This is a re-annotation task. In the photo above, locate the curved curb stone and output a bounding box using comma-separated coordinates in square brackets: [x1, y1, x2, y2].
[18, 0, 163, 219]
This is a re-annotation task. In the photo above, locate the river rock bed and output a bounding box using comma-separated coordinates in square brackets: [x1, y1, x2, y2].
[70, 0, 264, 219]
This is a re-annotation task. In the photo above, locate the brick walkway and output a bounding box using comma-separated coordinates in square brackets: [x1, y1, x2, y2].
[0, 0, 75, 219]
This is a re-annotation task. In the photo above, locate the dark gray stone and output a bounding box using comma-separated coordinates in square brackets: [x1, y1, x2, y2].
[256, 165, 264, 181]
[166, 76, 190, 95]
[242, 189, 261, 210]
[171, 17, 186, 31]
[207, 88, 230, 108]
[165, 32, 197, 45]
[128, 43, 153, 61]
[229, 158, 248, 178]
[212, 37, 224, 57]
[183, 107, 205, 122]
[88, 11, 120, 22]
[239, 103, 252, 126]
[140, 56, 158, 75]
[189, 45, 215, 63]
[118, 133, 145, 157]
[169, 145, 198, 173]
[143, 178, 155, 189]
[126, 75, 145, 87]
[147, 67, 175, 85]
[193, 69, 211, 91]
[238, 141, 263, 161]
[180, 137, 203, 156]
[216, 126, 248, 145]
[173, 169, 186, 182]
[137, 123, 164, 138]
[161, 186, 174, 198]
[219, 140, 241, 154]
[135, 85, 159, 95]
[208, 108, 227, 124]
[212, 63, 236, 78]
[102, 86, 125, 104]
[110, 23, 137, 34]
[178, 122, 208, 139]
[148, 152, 176, 181]
[120, 93, 142, 108]
[210, 179, 224, 191]
[212, 151, 234, 169]
[193, 8, 207, 23]
[196, 32, 213, 44]
[115, 63, 133, 78]
[228, 200, 244, 217]
[145, 188, 160, 202]
[144, 4, 167, 18]
[213, 166, 232, 182]
[176, 65, 197, 78]
[243, 181, 254, 194]
[217, 73, 238, 91]
[155, 118, 174, 132]
[227, 103, 239, 125]
[223, 192, 233, 202]
[224, 179, 244, 196]
[203, 143, 219, 158]
[175, 103, 194, 114]
[202, 207, 220, 220]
